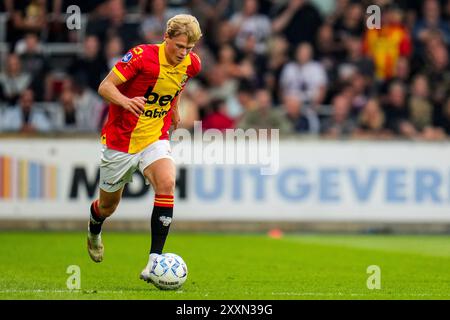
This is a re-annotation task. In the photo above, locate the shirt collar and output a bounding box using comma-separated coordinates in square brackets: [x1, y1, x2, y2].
[159, 41, 191, 68]
[159, 41, 171, 66]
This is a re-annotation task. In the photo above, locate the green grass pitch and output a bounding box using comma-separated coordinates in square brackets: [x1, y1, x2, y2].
[0, 231, 449, 300]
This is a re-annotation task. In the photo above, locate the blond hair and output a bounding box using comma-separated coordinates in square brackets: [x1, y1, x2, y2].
[166, 14, 202, 44]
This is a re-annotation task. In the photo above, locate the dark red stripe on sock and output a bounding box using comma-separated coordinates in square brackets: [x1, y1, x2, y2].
[155, 194, 174, 199]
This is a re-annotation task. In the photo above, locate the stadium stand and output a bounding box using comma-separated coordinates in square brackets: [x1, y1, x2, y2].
[0, 0, 449, 140]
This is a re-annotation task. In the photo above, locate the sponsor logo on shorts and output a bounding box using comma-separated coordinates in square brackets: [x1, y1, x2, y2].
[102, 179, 124, 187]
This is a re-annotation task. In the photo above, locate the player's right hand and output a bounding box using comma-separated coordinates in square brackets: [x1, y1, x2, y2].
[122, 97, 147, 117]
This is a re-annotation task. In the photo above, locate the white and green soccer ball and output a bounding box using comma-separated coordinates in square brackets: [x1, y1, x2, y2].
[149, 253, 188, 290]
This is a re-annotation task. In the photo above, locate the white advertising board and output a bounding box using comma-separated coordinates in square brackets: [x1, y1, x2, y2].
[1, 139, 450, 222]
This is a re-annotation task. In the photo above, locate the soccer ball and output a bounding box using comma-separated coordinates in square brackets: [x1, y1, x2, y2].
[149, 253, 188, 290]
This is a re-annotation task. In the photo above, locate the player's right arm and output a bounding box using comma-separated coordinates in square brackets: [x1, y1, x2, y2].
[98, 71, 146, 118]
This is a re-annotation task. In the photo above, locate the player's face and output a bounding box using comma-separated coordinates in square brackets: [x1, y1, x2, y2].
[164, 34, 195, 66]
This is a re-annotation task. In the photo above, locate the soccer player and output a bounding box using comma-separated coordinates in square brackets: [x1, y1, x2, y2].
[86, 14, 202, 283]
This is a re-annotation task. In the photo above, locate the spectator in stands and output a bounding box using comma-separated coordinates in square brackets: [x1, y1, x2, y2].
[105, 35, 124, 69]
[363, 4, 412, 81]
[422, 41, 450, 108]
[419, 31, 446, 65]
[315, 23, 343, 80]
[381, 56, 412, 94]
[325, 0, 350, 26]
[354, 98, 389, 139]
[265, 35, 290, 105]
[186, 0, 213, 31]
[332, 2, 365, 42]
[281, 93, 320, 135]
[216, 45, 243, 79]
[188, 0, 232, 49]
[202, 99, 234, 132]
[206, 64, 239, 116]
[271, 0, 323, 47]
[206, 19, 235, 54]
[55, 86, 78, 131]
[0, 53, 32, 105]
[321, 94, 356, 138]
[140, 0, 178, 44]
[237, 89, 292, 135]
[68, 35, 108, 93]
[437, 97, 450, 136]
[229, 0, 271, 55]
[5, 0, 47, 48]
[340, 35, 375, 78]
[279, 42, 327, 109]
[222, 10, 266, 68]
[87, 0, 140, 50]
[51, 80, 102, 133]
[394, 57, 411, 85]
[0, 1, 448, 140]
[382, 81, 416, 138]
[191, 38, 215, 76]
[176, 89, 200, 132]
[109, 0, 141, 48]
[1, 89, 52, 133]
[236, 54, 264, 89]
[63, 77, 104, 132]
[228, 80, 258, 120]
[90, 0, 115, 17]
[413, 0, 450, 51]
[51, 0, 106, 17]
[348, 71, 371, 115]
[14, 31, 42, 54]
[408, 74, 445, 140]
[408, 75, 434, 132]
[46, 0, 74, 43]
[187, 84, 211, 121]
[15, 32, 52, 102]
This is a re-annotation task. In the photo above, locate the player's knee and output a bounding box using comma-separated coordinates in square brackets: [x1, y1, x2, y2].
[154, 177, 175, 194]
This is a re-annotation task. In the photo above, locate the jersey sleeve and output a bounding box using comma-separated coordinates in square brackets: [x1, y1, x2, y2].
[112, 45, 145, 82]
[187, 51, 202, 78]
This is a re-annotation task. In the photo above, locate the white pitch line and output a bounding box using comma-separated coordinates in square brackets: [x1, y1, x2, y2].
[271, 292, 450, 297]
[1, 290, 449, 297]
[0, 289, 185, 294]
[0, 289, 124, 294]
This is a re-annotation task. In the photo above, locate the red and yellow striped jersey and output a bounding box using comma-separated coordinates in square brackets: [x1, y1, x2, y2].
[363, 24, 411, 80]
[101, 42, 201, 154]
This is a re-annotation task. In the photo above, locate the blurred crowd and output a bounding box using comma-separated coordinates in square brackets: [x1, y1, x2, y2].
[1, 0, 450, 141]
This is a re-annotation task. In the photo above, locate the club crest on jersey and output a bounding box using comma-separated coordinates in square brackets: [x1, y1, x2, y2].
[180, 74, 188, 86]
[121, 52, 133, 63]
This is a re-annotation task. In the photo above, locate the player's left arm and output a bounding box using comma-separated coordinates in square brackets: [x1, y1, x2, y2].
[171, 91, 182, 130]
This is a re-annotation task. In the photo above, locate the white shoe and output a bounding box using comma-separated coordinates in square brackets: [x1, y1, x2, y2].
[87, 230, 104, 263]
[140, 253, 159, 283]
